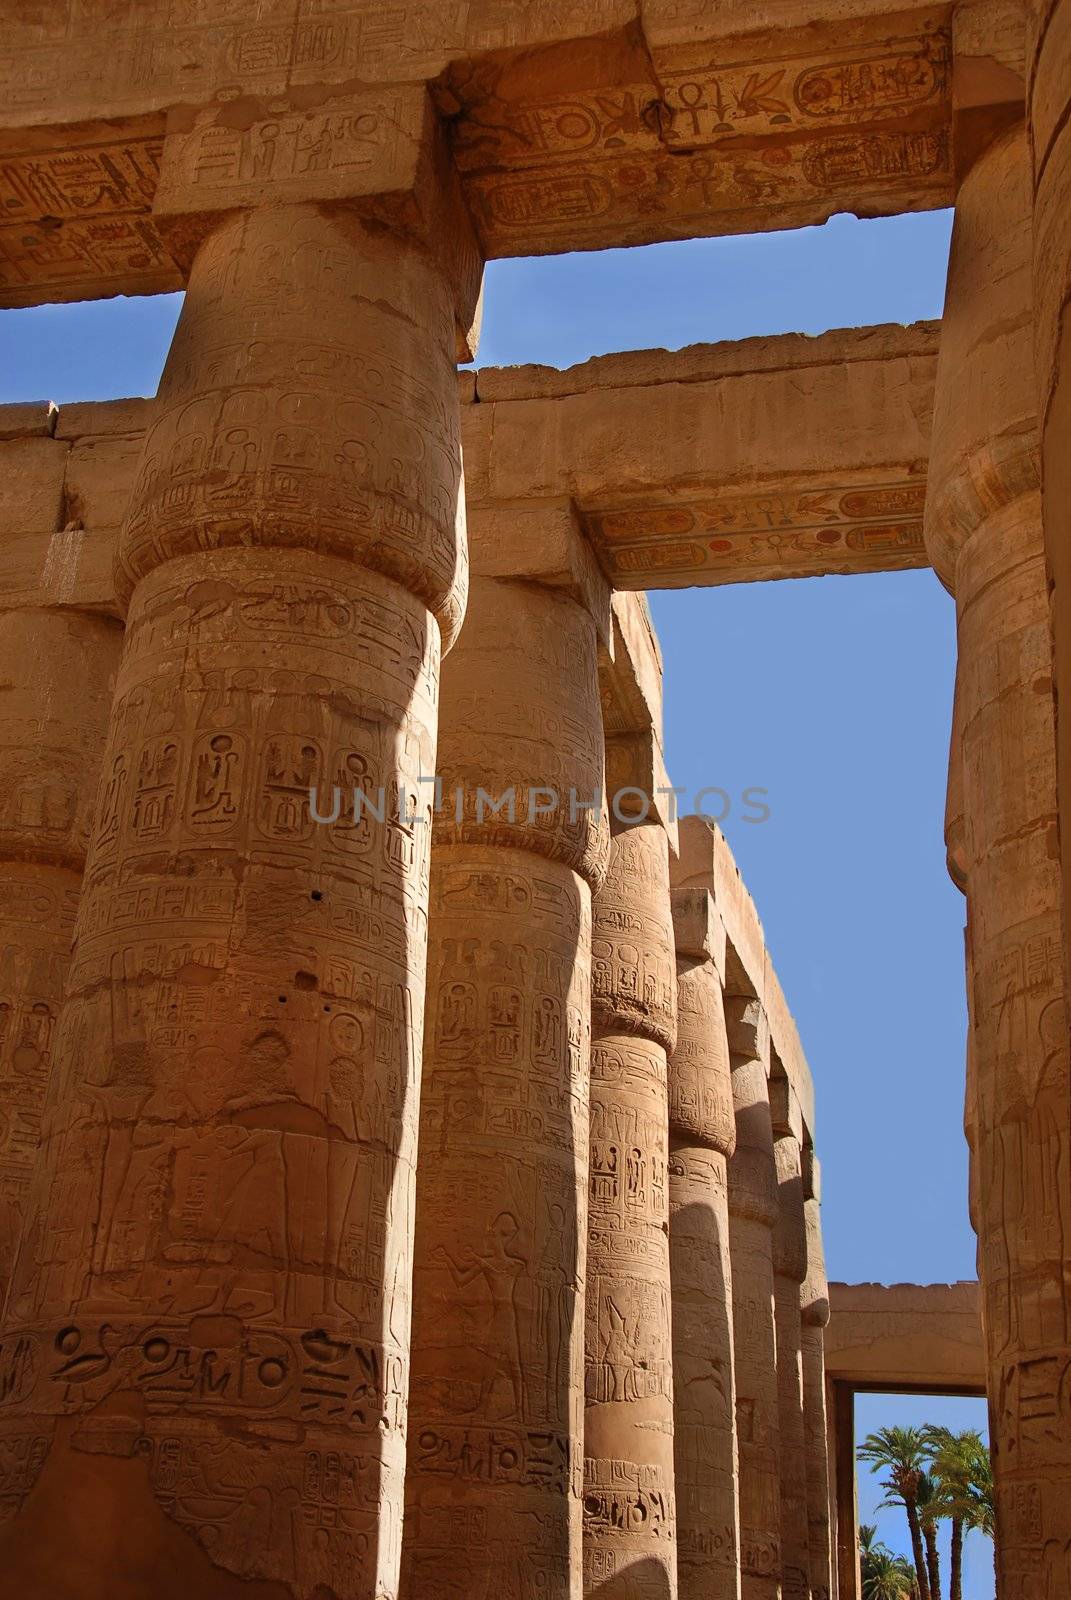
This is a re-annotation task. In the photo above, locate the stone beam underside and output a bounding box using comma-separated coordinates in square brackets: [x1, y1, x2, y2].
[0, 2, 959, 306]
[825, 1280, 985, 1391]
[463, 320, 940, 587]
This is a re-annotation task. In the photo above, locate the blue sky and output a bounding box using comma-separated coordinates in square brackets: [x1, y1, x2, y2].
[0, 205, 991, 1589]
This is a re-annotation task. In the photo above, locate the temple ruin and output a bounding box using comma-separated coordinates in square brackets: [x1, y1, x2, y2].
[0, 1, 1068, 1596]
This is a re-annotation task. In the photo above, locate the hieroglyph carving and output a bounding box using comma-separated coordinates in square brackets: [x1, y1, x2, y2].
[585, 821, 678, 1596]
[404, 574, 608, 1599]
[0, 201, 465, 1600]
[669, 928, 739, 1600]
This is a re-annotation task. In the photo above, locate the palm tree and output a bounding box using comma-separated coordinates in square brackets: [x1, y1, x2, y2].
[859, 1525, 918, 1600]
[923, 1426, 995, 1600]
[859, 1426, 932, 1600]
[915, 1472, 942, 1600]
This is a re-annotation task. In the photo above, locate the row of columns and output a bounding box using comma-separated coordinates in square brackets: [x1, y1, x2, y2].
[0, 200, 833, 1592]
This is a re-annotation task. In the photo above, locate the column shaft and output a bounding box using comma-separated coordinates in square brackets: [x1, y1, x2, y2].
[773, 1133, 809, 1600]
[0, 204, 464, 1600]
[583, 821, 677, 1597]
[404, 575, 607, 1598]
[1031, 0, 1071, 992]
[800, 1197, 832, 1600]
[0, 609, 121, 1303]
[669, 927, 740, 1599]
[726, 998, 781, 1600]
[926, 128, 1071, 1596]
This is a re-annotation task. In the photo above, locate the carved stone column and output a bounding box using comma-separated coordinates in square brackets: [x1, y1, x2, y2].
[772, 1105, 808, 1600]
[800, 1173, 832, 1600]
[404, 569, 608, 1598]
[1031, 0, 1071, 982]
[0, 204, 466, 1599]
[669, 886, 740, 1600]
[725, 996, 781, 1600]
[0, 608, 121, 1303]
[582, 820, 677, 1597]
[925, 126, 1071, 1596]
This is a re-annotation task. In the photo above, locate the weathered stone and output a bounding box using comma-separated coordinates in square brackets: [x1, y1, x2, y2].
[1032, 0, 1071, 1040]
[725, 995, 781, 1600]
[925, 124, 1071, 1598]
[464, 324, 937, 590]
[772, 1126, 810, 1600]
[0, 201, 467, 1600]
[825, 1281, 985, 1390]
[585, 820, 678, 1596]
[0, 8, 968, 306]
[404, 572, 608, 1598]
[0, 606, 121, 1306]
[669, 882, 740, 1600]
[801, 1194, 833, 1600]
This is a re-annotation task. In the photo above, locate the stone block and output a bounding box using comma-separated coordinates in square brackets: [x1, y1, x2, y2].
[64, 432, 143, 535]
[0, 437, 67, 536]
[670, 884, 726, 972]
[0, 401, 56, 441]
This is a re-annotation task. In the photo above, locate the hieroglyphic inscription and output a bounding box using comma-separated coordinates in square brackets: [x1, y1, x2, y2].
[669, 937, 739, 1599]
[406, 574, 607, 1597]
[154, 88, 424, 214]
[0, 135, 179, 302]
[446, 20, 951, 254]
[0, 201, 464, 1599]
[584, 822, 678, 1594]
[586, 481, 928, 586]
[727, 1024, 782, 1600]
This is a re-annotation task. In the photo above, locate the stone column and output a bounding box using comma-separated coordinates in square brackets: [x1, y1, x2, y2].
[403, 572, 608, 1598]
[925, 127, 1071, 1597]
[1031, 0, 1071, 982]
[799, 1170, 832, 1600]
[771, 1102, 809, 1600]
[582, 820, 677, 1597]
[669, 886, 740, 1600]
[0, 608, 121, 1303]
[725, 995, 781, 1600]
[0, 204, 466, 1600]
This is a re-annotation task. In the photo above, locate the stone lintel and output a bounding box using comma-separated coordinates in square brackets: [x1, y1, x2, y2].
[463, 322, 939, 589]
[674, 812, 816, 1142]
[0, 401, 57, 441]
[7, 7, 1039, 309]
[825, 1281, 986, 1391]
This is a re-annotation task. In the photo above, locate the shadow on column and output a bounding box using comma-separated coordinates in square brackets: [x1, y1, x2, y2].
[590, 1560, 673, 1599]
